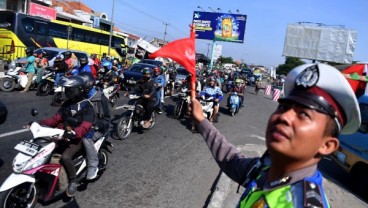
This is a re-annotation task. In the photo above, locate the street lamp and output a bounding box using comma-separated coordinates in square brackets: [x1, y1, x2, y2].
[197, 6, 205, 11]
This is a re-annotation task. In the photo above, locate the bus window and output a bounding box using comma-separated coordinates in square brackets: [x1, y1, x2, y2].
[49, 23, 68, 39]
[22, 18, 34, 33]
[100, 34, 109, 46]
[35, 21, 48, 35]
[85, 31, 99, 44]
[72, 28, 84, 42]
[0, 11, 15, 31]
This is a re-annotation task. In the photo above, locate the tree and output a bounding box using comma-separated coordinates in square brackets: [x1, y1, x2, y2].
[216, 56, 234, 65]
[277, 57, 305, 75]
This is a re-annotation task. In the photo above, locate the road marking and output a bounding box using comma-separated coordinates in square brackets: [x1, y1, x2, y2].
[0, 129, 29, 138]
[249, 134, 265, 141]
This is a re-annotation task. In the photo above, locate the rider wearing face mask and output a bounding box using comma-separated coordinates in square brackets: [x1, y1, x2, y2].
[38, 76, 95, 197]
[125, 68, 156, 128]
[199, 76, 223, 123]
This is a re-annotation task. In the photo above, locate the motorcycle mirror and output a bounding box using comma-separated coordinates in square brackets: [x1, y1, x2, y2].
[31, 108, 38, 117]
[65, 117, 79, 128]
[0, 101, 8, 125]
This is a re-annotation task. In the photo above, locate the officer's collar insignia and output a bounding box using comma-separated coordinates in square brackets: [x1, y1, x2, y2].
[295, 65, 319, 88]
[269, 176, 291, 188]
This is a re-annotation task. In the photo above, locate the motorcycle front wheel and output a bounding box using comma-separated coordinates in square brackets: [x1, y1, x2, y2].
[52, 92, 64, 106]
[36, 81, 52, 96]
[0, 182, 38, 208]
[173, 101, 184, 119]
[0, 77, 16, 92]
[116, 115, 133, 140]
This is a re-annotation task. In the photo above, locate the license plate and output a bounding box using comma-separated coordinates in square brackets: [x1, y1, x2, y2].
[14, 140, 41, 156]
[127, 80, 136, 84]
[336, 151, 346, 164]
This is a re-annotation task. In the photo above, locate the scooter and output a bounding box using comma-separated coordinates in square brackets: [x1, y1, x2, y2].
[107, 84, 120, 110]
[0, 117, 112, 207]
[199, 95, 219, 123]
[116, 94, 156, 140]
[227, 92, 240, 116]
[36, 69, 55, 96]
[0, 67, 36, 92]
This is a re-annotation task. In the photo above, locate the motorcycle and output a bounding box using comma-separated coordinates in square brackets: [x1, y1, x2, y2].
[173, 86, 190, 119]
[116, 94, 156, 140]
[36, 69, 55, 96]
[0, 117, 112, 207]
[199, 95, 219, 123]
[51, 86, 65, 106]
[0, 67, 36, 92]
[108, 83, 120, 110]
[227, 92, 240, 116]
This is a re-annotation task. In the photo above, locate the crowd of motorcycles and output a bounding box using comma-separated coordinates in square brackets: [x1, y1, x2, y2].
[0, 63, 255, 207]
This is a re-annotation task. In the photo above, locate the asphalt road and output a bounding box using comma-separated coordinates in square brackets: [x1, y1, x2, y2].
[0, 86, 367, 208]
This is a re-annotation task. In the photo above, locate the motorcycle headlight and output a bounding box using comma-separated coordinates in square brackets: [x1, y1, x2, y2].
[12, 155, 31, 173]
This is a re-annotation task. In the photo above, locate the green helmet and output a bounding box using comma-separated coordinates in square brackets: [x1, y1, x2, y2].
[142, 67, 151, 75]
[235, 79, 242, 84]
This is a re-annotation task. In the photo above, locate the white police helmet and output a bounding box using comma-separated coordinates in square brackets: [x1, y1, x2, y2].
[279, 63, 360, 134]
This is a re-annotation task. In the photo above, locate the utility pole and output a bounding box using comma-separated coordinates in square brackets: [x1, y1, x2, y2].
[163, 22, 170, 44]
[108, 0, 115, 56]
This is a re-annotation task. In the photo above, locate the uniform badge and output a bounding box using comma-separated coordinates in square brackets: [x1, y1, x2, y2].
[295, 65, 319, 88]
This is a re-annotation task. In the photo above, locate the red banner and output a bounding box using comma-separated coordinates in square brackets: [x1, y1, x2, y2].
[29, 2, 56, 20]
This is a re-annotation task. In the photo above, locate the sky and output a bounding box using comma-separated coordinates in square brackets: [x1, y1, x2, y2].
[85, 0, 367, 67]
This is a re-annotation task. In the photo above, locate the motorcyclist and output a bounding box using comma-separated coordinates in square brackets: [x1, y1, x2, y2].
[125, 68, 156, 128]
[73, 57, 92, 75]
[35, 50, 49, 84]
[53, 54, 68, 87]
[255, 77, 262, 94]
[79, 72, 111, 180]
[99, 61, 115, 98]
[37, 75, 95, 197]
[152, 67, 165, 114]
[63, 51, 74, 73]
[228, 78, 245, 108]
[199, 76, 223, 123]
[19, 48, 36, 93]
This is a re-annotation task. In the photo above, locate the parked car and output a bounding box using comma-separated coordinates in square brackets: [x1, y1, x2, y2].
[122, 63, 158, 87]
[139, 59, 163, 68]
[8, 47, 88, 69]
[331, 94, 368, 197]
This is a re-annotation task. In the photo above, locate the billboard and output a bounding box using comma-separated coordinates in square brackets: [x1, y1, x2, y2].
[283, 23, 357, 64]
[29, 2, 56, 20]
[192, 11, 247, 43]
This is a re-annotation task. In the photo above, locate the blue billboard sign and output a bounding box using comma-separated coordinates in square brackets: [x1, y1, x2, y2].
[192, 11, 247, 43]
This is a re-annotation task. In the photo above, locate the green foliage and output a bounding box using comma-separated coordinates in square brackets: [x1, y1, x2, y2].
[277, 57, 305, 75]
[216, 56, 234, 65]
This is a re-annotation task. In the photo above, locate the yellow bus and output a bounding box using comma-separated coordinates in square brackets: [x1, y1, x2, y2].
[0, 10, 127, 63]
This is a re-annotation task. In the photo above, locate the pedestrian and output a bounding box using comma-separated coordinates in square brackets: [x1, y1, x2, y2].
[20, 48, 36, 93]
[190, 63, 361, 207]
[152, 67, 165, 114]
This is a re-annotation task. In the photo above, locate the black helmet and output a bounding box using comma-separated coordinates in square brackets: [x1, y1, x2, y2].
[64, 51, 72, 59]
[25, 48, 33, 56]
[79, 72, 95, 90]
[79, 57, 87, 64]
[59, 76, 85, 101]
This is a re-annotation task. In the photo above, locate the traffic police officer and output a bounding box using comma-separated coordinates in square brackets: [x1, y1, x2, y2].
[190, 63, 361, 207]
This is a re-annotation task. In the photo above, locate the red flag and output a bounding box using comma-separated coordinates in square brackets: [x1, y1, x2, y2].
[150, 25, 196, 97]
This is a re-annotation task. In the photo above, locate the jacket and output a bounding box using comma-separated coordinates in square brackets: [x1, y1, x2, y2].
[39, 99, 95, 139]
[87, 87, 111, 132]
